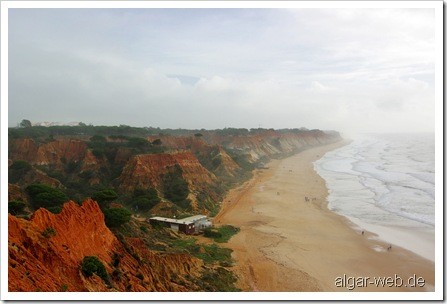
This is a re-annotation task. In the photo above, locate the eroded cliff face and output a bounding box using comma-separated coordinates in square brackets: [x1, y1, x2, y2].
[9, 138, 100, 171]
[212, 146, 240, 177]
[147, 135, 241, 178]
[205, 129, 341, 162]
[8, 199, 205, 292]
[119, 151, 217, 193]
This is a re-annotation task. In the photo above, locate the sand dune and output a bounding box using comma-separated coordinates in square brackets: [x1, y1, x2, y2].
[215, 141, 435, 292]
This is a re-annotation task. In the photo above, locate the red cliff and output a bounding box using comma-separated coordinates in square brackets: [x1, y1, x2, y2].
[8, 199, 204, 292]
[147, 135, 241, 177]
[9, 139, 100, 171]
[119, 151, 217, 193]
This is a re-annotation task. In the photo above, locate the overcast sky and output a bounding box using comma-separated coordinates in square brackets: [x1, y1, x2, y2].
[8, 7, 436, 135]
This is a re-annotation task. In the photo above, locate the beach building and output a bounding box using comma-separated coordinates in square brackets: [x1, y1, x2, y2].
[148, 215, 212, 235]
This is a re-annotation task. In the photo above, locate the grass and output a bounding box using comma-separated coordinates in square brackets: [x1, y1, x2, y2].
[204, 225, 240, 243]
[171, 238, 233, 265]
[198, 267, 240, 292]
[196, 244, 233, 265]
[172, 238, 201, 254]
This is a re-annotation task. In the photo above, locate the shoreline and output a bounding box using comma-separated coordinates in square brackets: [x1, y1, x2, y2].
[342, 215, 435, 263]
[313, 140, 435, 263]
[215, 141, 435, 292]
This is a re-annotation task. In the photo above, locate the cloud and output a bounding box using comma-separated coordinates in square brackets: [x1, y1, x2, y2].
[8, 8, 436, 134]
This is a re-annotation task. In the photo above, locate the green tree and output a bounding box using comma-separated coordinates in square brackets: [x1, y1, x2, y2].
[92, 189, 118, 208]
[131, 187, 160, 212]
[25, 184, 69, 212]
[81, 256, 109, 283]
[131, 197, 157, 212]
[127, 137, 149, 149]
[162, 165, 191, 209]
[9, 160, 32, 183]
[8, 200, 26, 215]
[103, 207, 131, 228]
[152, 138, 162, 145]
[90, 135, 107, 142]
[19, 119, 32, 128]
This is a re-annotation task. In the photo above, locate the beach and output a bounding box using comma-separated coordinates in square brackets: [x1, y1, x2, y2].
[214, 141, 435, 292]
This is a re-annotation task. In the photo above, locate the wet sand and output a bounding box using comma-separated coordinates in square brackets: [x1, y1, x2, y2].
[214, 141, 435, 292]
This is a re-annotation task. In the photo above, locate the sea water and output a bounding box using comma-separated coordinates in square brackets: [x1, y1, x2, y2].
[314, 133, 435, 261]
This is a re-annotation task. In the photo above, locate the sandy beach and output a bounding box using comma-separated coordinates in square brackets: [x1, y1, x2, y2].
[214, 141, 435, 292]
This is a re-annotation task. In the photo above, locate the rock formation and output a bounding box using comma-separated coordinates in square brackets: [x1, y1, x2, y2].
[8, 199, 205, 292]
[119, 151, 217, 192]
[9, 138, 100, 171]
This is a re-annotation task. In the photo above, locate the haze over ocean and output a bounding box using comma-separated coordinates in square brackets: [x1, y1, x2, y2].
[314, 133, 435, 261]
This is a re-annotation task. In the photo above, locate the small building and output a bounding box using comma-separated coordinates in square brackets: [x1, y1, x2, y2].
[148, 215, 212, 235]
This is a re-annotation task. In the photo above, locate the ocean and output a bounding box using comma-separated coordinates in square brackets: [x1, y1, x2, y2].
[314, 133, 435, 262]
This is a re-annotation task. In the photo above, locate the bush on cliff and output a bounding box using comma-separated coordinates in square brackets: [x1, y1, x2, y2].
[104, 207, 132, 228]
[81, 256, 109, 283]
[204, 225, 240, 243]
[131, 197, 158, 212]
[131, 188, 160, 212]
[8, 200, 27, 215]
[92, 189, 118, 208]
[162, 165, 191, 210]
[25, 184, 69, 213]
[9, 160, 32, 183]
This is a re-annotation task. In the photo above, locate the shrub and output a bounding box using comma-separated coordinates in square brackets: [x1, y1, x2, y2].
[81, 256, 109, 283]
[204, 228, 222, 239]
[79, 170, 94, 179]
[112, 269, 122, 281]
[130, 187, 160, 212]
[20, 119, 32, 128]
[46, 206, 63, 214]
[92, 189, 118, 208]
[162, 166, 191, 210]
[127, 137, 149, 149]
[25, 184, 69, 212]
[200, 267, 239, 291]
[112, 253, 120, 267]
[9, 160, 32, 183]
[41, 227, 56, 238]
[131, 197, 158, 212]
[212, 225, 240, 243]
[8, 200, 26, 215]
[66, 160, 80, 173]
[197, 244, 233, 265]
[151, 139, 162, 145]
[103, 207, 132, 228]
[90, 135, 107, 142]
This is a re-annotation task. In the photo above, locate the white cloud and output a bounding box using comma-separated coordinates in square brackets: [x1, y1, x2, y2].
[8, 8, 436, 134]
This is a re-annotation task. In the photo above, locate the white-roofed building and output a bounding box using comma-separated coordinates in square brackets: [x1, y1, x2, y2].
[148, 215, 212, 234]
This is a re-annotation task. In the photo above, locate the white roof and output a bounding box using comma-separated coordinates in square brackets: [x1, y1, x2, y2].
[181, 215, 208, 222]
[150, 216, 193, 225]
[149, 215, 209, 225]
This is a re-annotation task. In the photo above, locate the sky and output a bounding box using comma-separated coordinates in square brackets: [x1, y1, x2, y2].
[7, 7, 437, 135]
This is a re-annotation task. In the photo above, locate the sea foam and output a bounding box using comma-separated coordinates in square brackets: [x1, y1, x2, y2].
[314, 133, 435, 261]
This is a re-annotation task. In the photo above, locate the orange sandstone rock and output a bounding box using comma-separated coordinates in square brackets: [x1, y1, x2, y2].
[8, 199, 204, 292]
